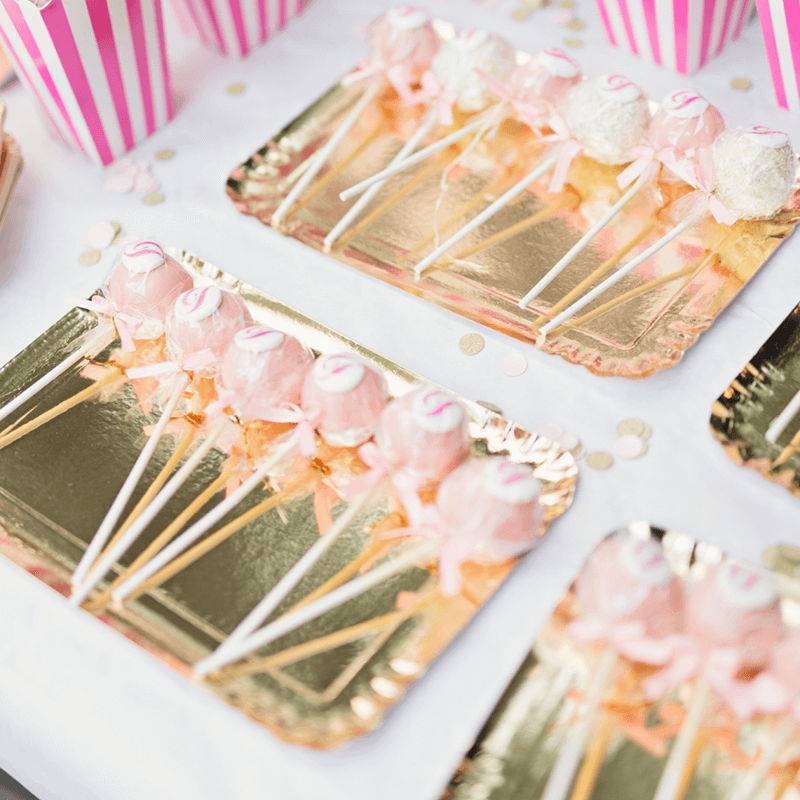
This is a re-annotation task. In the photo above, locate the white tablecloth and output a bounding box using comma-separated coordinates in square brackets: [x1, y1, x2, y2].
[2, 2, 800, 799]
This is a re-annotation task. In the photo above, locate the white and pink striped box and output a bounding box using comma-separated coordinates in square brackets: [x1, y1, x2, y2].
[594, 0, 754, 74]
[170, 0, 309, 59]
[756, 1, 800, 112]
[0, 0, 174, 166]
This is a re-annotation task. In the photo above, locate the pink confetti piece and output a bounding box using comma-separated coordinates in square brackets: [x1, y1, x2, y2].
[501, 352, 528, 377]
[614, 434, 647, 460]
[558, 432, 580, 451]
[104, 172, 135, 193]
[553, 8, 574, 24]
[82, 220, 116, 250]
[536, 423, 565, 441]
[110, 157, 134, 175]
[135, 172, 160, 195]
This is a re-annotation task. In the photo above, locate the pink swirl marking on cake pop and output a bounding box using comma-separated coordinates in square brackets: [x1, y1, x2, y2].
[121, 240, 166, 272]
[598, 74, 642, 103]
[743, 125, 790, 147]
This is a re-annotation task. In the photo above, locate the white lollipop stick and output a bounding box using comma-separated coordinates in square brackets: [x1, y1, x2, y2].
[539, 212, 701, 335]
[413, 154, 559, 277]
[0, 324, 114, 426]
[324, 111, 438, 248]
[651, 678, 712, 800]
[518, 168, 654, 309]
[339, 113, 491, 201]
[271, 81, 383, 226]
[539, 648, 619, 800]
[193, 539, 438, 677]
[213, 485, 381, 654]
[110, 434, 299, 603]
[71, 372, 190, 588]
[69, 414, 231, 607]
[736, 716, 796, 800]
[766, 390, 800, 444]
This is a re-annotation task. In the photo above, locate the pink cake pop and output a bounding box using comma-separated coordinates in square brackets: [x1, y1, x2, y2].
[300, 353, 389, 448]
[105, 240, 194, 331]
[215, 325, 314, 423]
[165, 286, 254, 369]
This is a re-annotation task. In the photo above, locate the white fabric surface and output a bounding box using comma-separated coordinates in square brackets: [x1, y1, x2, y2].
[2, 1, 800, 798]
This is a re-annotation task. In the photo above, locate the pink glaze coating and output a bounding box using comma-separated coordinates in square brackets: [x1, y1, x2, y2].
[366, 6, 440, 79]
[300, 353, 389, 447]
[575, 534, 685, 639]
[375, 386, 470, 480]
[217, 326, 315, 422]
[508, 48, 582, 116]
[686, 561, 783, 669]
[104, 240, 194, 326]
[435, 457, 543, 563]
[648, 88, 725, 155]
[165, 287, 254, 365]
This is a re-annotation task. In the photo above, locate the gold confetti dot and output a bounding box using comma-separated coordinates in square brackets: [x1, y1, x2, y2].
[560, 0, 575, 7]
[459, 333, 485, 355]
[566, 18, 585, 30]
[587, 451, 613, 470]
[617, 418, 645, 437]
[142, 192, 165, 205]
[731, 77, 752, 92]
[155, 148, 176, 161]
[564, 37, 584, 48]
[111, 223, 125, 244]
[78, 249, 101, 266]
[227, 82, 246, 96]
[640, 424, 652, 441]
[477, 400, 503, 415]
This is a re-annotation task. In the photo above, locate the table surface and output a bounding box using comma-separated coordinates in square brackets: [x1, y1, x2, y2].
[2, 2, 800, 799]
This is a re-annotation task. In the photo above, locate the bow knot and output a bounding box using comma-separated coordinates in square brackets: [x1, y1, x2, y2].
[342, 58, 418, 106]
[616, 144, 679, 189]
[257, 403, 319, 457]
[125, 348, 215, 382]
[419, 71, 459, 126]
[688, 148, 739, 226]
[77, 296, 143, 352]
[541, 114, 583, 194]
[473, 67, 549, 134]
[568, 617, 677, 666]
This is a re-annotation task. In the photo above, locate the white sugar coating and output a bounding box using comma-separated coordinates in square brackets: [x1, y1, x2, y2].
[564, 76, 651, 165]
[712, 127, 796, 220]
[430, 29, 517, 113]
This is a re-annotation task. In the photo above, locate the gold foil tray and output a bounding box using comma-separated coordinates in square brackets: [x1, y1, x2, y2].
[441, 523, 800, 800]
[0, 133, 22, 235]
[0, 249, 577, 749]
[226, 22, 800, 379]
[710, 302, 800, 498]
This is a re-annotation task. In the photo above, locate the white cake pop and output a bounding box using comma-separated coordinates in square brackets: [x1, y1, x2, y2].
[429, 28, 517, 114]
[564, 74, 651, 165]
[712, 126, 796, 220]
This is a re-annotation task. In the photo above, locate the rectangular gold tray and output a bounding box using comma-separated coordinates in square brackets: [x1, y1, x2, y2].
[711, 299, 800, 499]
[0, 249, 577, 749]
[226, 21, 800, 379]
[441, 523, 800, 800]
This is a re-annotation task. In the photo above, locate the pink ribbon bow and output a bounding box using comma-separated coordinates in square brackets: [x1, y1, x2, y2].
[616, 145, 683, 189]
[567, 617, 677, 666]
[712, 666, 799, 722]
[541, 114, 583, 194]
[257, 403, 320, 458]
[125, 348, 216, 382]
[473, 68, 550, 134]
[342, 58, 418, 106]
[687, 148, 739, 226]
[342, 441, 424, 503]
[76, 296, 142, 352]
[417, 70, 459, 126]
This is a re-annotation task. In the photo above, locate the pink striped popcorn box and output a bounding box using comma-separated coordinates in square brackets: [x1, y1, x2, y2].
[756, 1, 800, 112]
[594, 0, 754, 74]
[0, 0, 174, 166]
[170, 0, 308, 58]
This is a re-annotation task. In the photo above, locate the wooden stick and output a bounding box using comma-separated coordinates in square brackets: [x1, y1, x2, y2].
[194, 540, 439, 677]
[81, 466, 235, 613]
[447, 193, 576, 263]
[410, 171, 511, 254]
[324, 111, 438, 248]
[282, 119, 388, 222]
[674, 732, 707, 800]
[272, 81, 383, 226]
[532, 220, 659, 329]
[339, 114, 491, 201]
[772, 426, 800, 468]
[736, 716, 797, 800]
[540, 212, 703, 336]
[414, 155, 559, 277]
[72, 372, 191, 588]
[113, 462, 316, 605]
[331, 156, 445, 250]
[0, 368, 122, 452]
[568, 711, 617, 800]
[71, 415, 231, 606]
[546, 261, 704, 337]
[772, 761, 800, 800]
[518, 167, 655, 309]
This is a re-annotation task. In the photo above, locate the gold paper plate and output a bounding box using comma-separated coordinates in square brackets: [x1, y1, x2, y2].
[710, 302, 800, 498]
[0, 249, 577, 748]
[441, 523, 800, 800]
[0, 133, 22, 235]
[226, 21, 800, 379]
